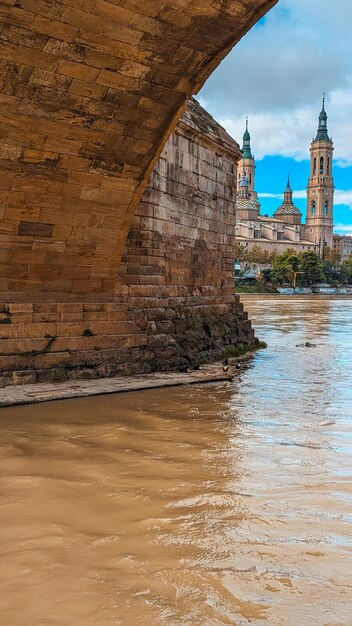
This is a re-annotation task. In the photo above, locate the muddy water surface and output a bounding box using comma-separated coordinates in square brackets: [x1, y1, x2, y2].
[0, 296, 351, 625]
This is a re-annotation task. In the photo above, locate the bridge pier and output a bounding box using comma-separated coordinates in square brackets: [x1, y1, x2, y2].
[0, 1, 276, 385]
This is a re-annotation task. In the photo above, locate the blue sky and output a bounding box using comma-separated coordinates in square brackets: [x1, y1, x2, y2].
[199, 0, 352, 235]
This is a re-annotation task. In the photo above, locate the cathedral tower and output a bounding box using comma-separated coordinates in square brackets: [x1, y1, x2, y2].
[238, 118, 256, 195]
[236, 118, 260, 219]
[306, 97, 334, 253]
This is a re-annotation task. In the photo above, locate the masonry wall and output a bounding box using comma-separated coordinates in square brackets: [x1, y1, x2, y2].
[0, 102, 256, 386]
[116, 101, 256, 372]
[121, 105, 239, 294]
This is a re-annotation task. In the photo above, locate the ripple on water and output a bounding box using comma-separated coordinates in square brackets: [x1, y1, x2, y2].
[0, 295, 351, 625]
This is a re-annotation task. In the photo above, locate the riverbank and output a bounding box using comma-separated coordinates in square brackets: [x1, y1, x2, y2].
[0, 354, 254, 408]
[235, 280, 278, 294]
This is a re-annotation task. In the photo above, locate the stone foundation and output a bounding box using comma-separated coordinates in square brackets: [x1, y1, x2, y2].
[0, 294, 255, 387]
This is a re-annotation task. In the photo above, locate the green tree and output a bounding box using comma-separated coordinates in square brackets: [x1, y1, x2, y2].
[233, 243, 248, 262]
[260, 268, 273, 284]
[268, 249, 278, 264]
[324, 247, 341, 264]
[341, 259, 352, 284]
[271, 250, 300, 285]
[246, 245, 265, 264]
[323, 260, 341, 286]
[299, 251, 324, 286]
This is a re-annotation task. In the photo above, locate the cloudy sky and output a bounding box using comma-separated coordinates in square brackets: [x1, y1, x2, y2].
[198, 0, 352, 234]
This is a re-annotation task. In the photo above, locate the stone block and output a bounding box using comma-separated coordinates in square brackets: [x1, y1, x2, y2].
[7, 303, 33, 314]
[67, 367, 98, 380]
[61, 312, 83, 322]
[36, 367, 68, 383]
[33, 312, 61, 323]
[58, 60, 100, 82]
[96, 70, 136, 91]
[94, 1, 134, 24]
[82, 311, 108, 322]
[12, 369, 37, 385]
[0, 374, 12, 388]
[69, 79, 108, 100]
[15, 47, 58, 71]
[30, 352, 72, 370]
[61, 6, 104, 32]
[32, 15, 78, 41]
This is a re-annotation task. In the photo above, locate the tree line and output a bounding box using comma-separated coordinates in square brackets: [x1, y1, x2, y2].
[234, 244, 352, 287]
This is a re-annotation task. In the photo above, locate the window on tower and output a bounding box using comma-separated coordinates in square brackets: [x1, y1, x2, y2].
[249, 173, 252, 184]
[327, 157, 330, 175]
[324, 200, 329, 215]
[311, 201, 316, 215]
[320, 157, 324, 175]
[313, 157, 317, 175]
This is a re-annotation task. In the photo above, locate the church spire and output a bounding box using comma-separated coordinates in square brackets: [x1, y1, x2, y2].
[314, 94, 331, 142]
[242, 117, 253, 159]
[284, 175, 293, 202]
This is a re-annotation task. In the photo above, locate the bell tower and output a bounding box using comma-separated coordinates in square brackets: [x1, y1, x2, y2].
[237, 118, 260, 217]
[306, 96, 334, 254]
[238, 118, 256, 195]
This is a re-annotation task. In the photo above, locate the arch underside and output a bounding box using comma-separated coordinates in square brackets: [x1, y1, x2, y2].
[0, 0, 277, 299]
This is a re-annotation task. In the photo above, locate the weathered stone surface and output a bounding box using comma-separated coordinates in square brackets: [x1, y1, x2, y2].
[12, 369, 37, 385]
[120, 98, 240, 297]
[66, 367, 98, 380]
[0, 296, 255, 385]
[0, 0, 277, 298]
[0, 99, 257, 384]
[0, 355, 255, 406]
[0, 374, 12, 388]
[0, 2, 279, 383]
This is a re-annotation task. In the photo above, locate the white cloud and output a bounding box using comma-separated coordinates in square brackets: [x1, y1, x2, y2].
[334, 223, 352, 235]
[258, 190, 352, 207]
[258, 193, 281, 199]
[258, 189, 306, 199]
[216, 108, 317, 161]
[334, 190, 352, 208]
[199, 0, 352, 164]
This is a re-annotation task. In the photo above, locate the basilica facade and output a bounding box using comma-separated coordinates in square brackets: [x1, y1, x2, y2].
[235, 100, 335, 256]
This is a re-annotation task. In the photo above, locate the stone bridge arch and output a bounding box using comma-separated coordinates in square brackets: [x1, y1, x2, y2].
[0, 0, 277, 299]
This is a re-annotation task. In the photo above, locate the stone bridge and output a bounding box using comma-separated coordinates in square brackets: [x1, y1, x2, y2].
[0, 0, 277, 385]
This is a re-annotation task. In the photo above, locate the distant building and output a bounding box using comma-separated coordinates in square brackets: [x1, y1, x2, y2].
[235, 122, 315, 254]
[274, 176, 302, 226]
[332, 234, 352, 261]
[305, 96, 334, 251]
[235, 98, 335, 257]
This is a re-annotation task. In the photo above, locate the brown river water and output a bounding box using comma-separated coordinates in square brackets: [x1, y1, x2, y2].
[0, 296, 351, 626]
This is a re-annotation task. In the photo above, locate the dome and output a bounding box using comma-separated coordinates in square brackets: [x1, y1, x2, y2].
[237, 197, 260, 212]
[274, 204, 302, 216]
